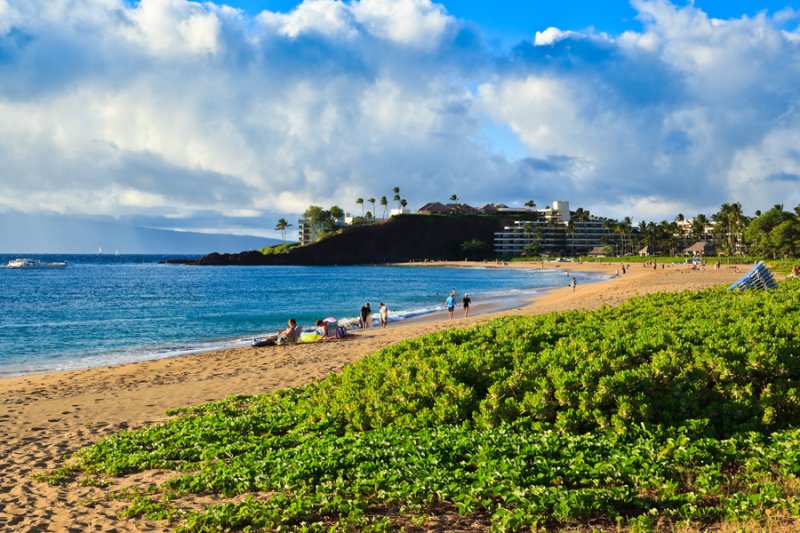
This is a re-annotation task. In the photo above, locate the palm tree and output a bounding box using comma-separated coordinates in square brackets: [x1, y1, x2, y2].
[566, 220, 576, 255]
[380, 196, 388, 219]
[602, 219, 615, 254]
[356, 198, 364, 217]
[665, 220, 680, 255]
[524, 200, 536, 209]
[400, 198, 408, 211]
[275, 218, 292, 243]
[368, 198, 376, 218]
[728, 202, 747, 254]
[393, 187, 401, 209]
[614, 223, 625, 255]
[691, 213, 708, 242]
[450, 194, 458, 202]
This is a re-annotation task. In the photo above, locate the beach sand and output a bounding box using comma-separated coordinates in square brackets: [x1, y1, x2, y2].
[0, 261, 746, 531]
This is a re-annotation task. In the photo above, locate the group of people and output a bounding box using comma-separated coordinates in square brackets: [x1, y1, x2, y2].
[445, 289, 471, 319]
[359, 302, 389, 329]
[255, 316, 347, 347]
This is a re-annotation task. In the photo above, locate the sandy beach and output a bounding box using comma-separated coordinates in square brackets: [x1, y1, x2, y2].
[0, 261, 746, 531]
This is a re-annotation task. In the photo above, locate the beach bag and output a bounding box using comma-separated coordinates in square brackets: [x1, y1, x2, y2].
[335, 326, 347, 338]
[253, 338, 276, 347]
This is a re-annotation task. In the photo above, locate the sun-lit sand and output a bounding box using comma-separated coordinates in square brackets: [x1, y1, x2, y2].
[0, 261, 746, 531]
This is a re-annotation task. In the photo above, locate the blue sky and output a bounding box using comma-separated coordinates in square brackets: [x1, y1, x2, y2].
[1, 0, 800, 244]
[229, 1, 797, 42]
[230, 1, 793, 30]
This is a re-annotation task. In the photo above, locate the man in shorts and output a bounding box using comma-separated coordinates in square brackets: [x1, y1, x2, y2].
[445, 293, 455, 319]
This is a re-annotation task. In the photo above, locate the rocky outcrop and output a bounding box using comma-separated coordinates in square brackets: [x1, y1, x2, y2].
[185, 214, 509, 266]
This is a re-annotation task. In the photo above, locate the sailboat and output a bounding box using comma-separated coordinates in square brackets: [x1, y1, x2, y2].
[115, 249, 120, 256]
[98, 246, 103, 255]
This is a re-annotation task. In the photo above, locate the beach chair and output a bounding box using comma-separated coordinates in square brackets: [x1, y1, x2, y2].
[728, 261, 778, 290]
[324, 320, 338, 338]
[254, 325, 303, 347]
[280, 325, 303, 344]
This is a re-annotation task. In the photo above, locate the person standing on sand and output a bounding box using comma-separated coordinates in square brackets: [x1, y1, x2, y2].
[570, 277, 577, 292]
[462, 293, 471, 317]
[379, 302, 389, 328]
[445, 293, 455, 319]
[360, 302, 372, 329]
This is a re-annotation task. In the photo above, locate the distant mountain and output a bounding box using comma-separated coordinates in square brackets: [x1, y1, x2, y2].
[0, 212, 280, 254]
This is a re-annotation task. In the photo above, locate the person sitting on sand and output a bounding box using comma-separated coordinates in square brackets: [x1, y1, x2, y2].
[278, 318, 298, 342]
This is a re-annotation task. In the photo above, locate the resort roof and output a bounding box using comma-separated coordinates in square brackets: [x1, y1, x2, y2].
[683, 241, 714, 254]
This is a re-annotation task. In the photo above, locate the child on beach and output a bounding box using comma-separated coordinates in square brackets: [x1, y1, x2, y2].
[570, 277, 577, 292]
[462, 293, 471, 317]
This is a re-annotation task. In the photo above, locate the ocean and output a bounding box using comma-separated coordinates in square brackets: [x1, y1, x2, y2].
[0, 255, 604, 377]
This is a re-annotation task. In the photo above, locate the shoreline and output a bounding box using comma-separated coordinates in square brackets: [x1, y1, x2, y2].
[0, 261, 747, 531]
[0, 263, 607, 379]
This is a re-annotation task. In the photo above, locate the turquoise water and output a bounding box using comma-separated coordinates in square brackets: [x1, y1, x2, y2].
[0, 255, 603, 376]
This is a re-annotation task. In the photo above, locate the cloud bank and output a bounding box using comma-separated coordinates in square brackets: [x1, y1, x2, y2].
[1, 0, 799, 238]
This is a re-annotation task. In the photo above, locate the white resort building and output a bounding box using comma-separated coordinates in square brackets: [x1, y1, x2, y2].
[493, 201, 617, 256]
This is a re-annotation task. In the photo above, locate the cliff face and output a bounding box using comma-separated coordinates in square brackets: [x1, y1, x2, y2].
[195, 214, 507, 265]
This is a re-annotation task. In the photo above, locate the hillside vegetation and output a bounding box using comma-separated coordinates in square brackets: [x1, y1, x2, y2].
[50, 279, 800, 531]
[198, 214, 503, 265]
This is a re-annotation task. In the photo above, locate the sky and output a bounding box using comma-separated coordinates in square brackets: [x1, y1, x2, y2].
[1, 0, 800, 241]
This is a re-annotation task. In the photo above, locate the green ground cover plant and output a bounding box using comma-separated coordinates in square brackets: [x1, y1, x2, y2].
[260, 243, 300, 255]
[53, 278, 800, 531]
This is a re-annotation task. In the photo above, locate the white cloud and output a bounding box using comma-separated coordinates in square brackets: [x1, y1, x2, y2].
[533, 27, 573, 46]
[1, 0, 800, 242]
[352, 0, 452, 49]
[125, 0, 224, 55]
[258, 0, 355, 39]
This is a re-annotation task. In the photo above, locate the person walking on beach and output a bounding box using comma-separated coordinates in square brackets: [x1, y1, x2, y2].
[570, 277, 577, 292]
[445, 293, 455, 319]
[462, 293, 471, 317]
[360, 303, 372, 329]
[379, 302, 389, 328]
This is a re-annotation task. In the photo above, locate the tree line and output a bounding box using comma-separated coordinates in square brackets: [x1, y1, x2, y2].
[587, 202, 800, 259]
[277, 197, 800, 259]
[276, 186, 410, 243]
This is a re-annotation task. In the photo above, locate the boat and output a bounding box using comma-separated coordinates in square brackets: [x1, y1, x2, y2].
[5, 258, 68, 269]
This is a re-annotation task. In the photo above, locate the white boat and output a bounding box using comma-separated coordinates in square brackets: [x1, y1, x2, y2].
[5, 258, 68, 269]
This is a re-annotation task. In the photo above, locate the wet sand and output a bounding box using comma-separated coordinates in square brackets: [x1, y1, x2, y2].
[0, 261, 745, 531]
